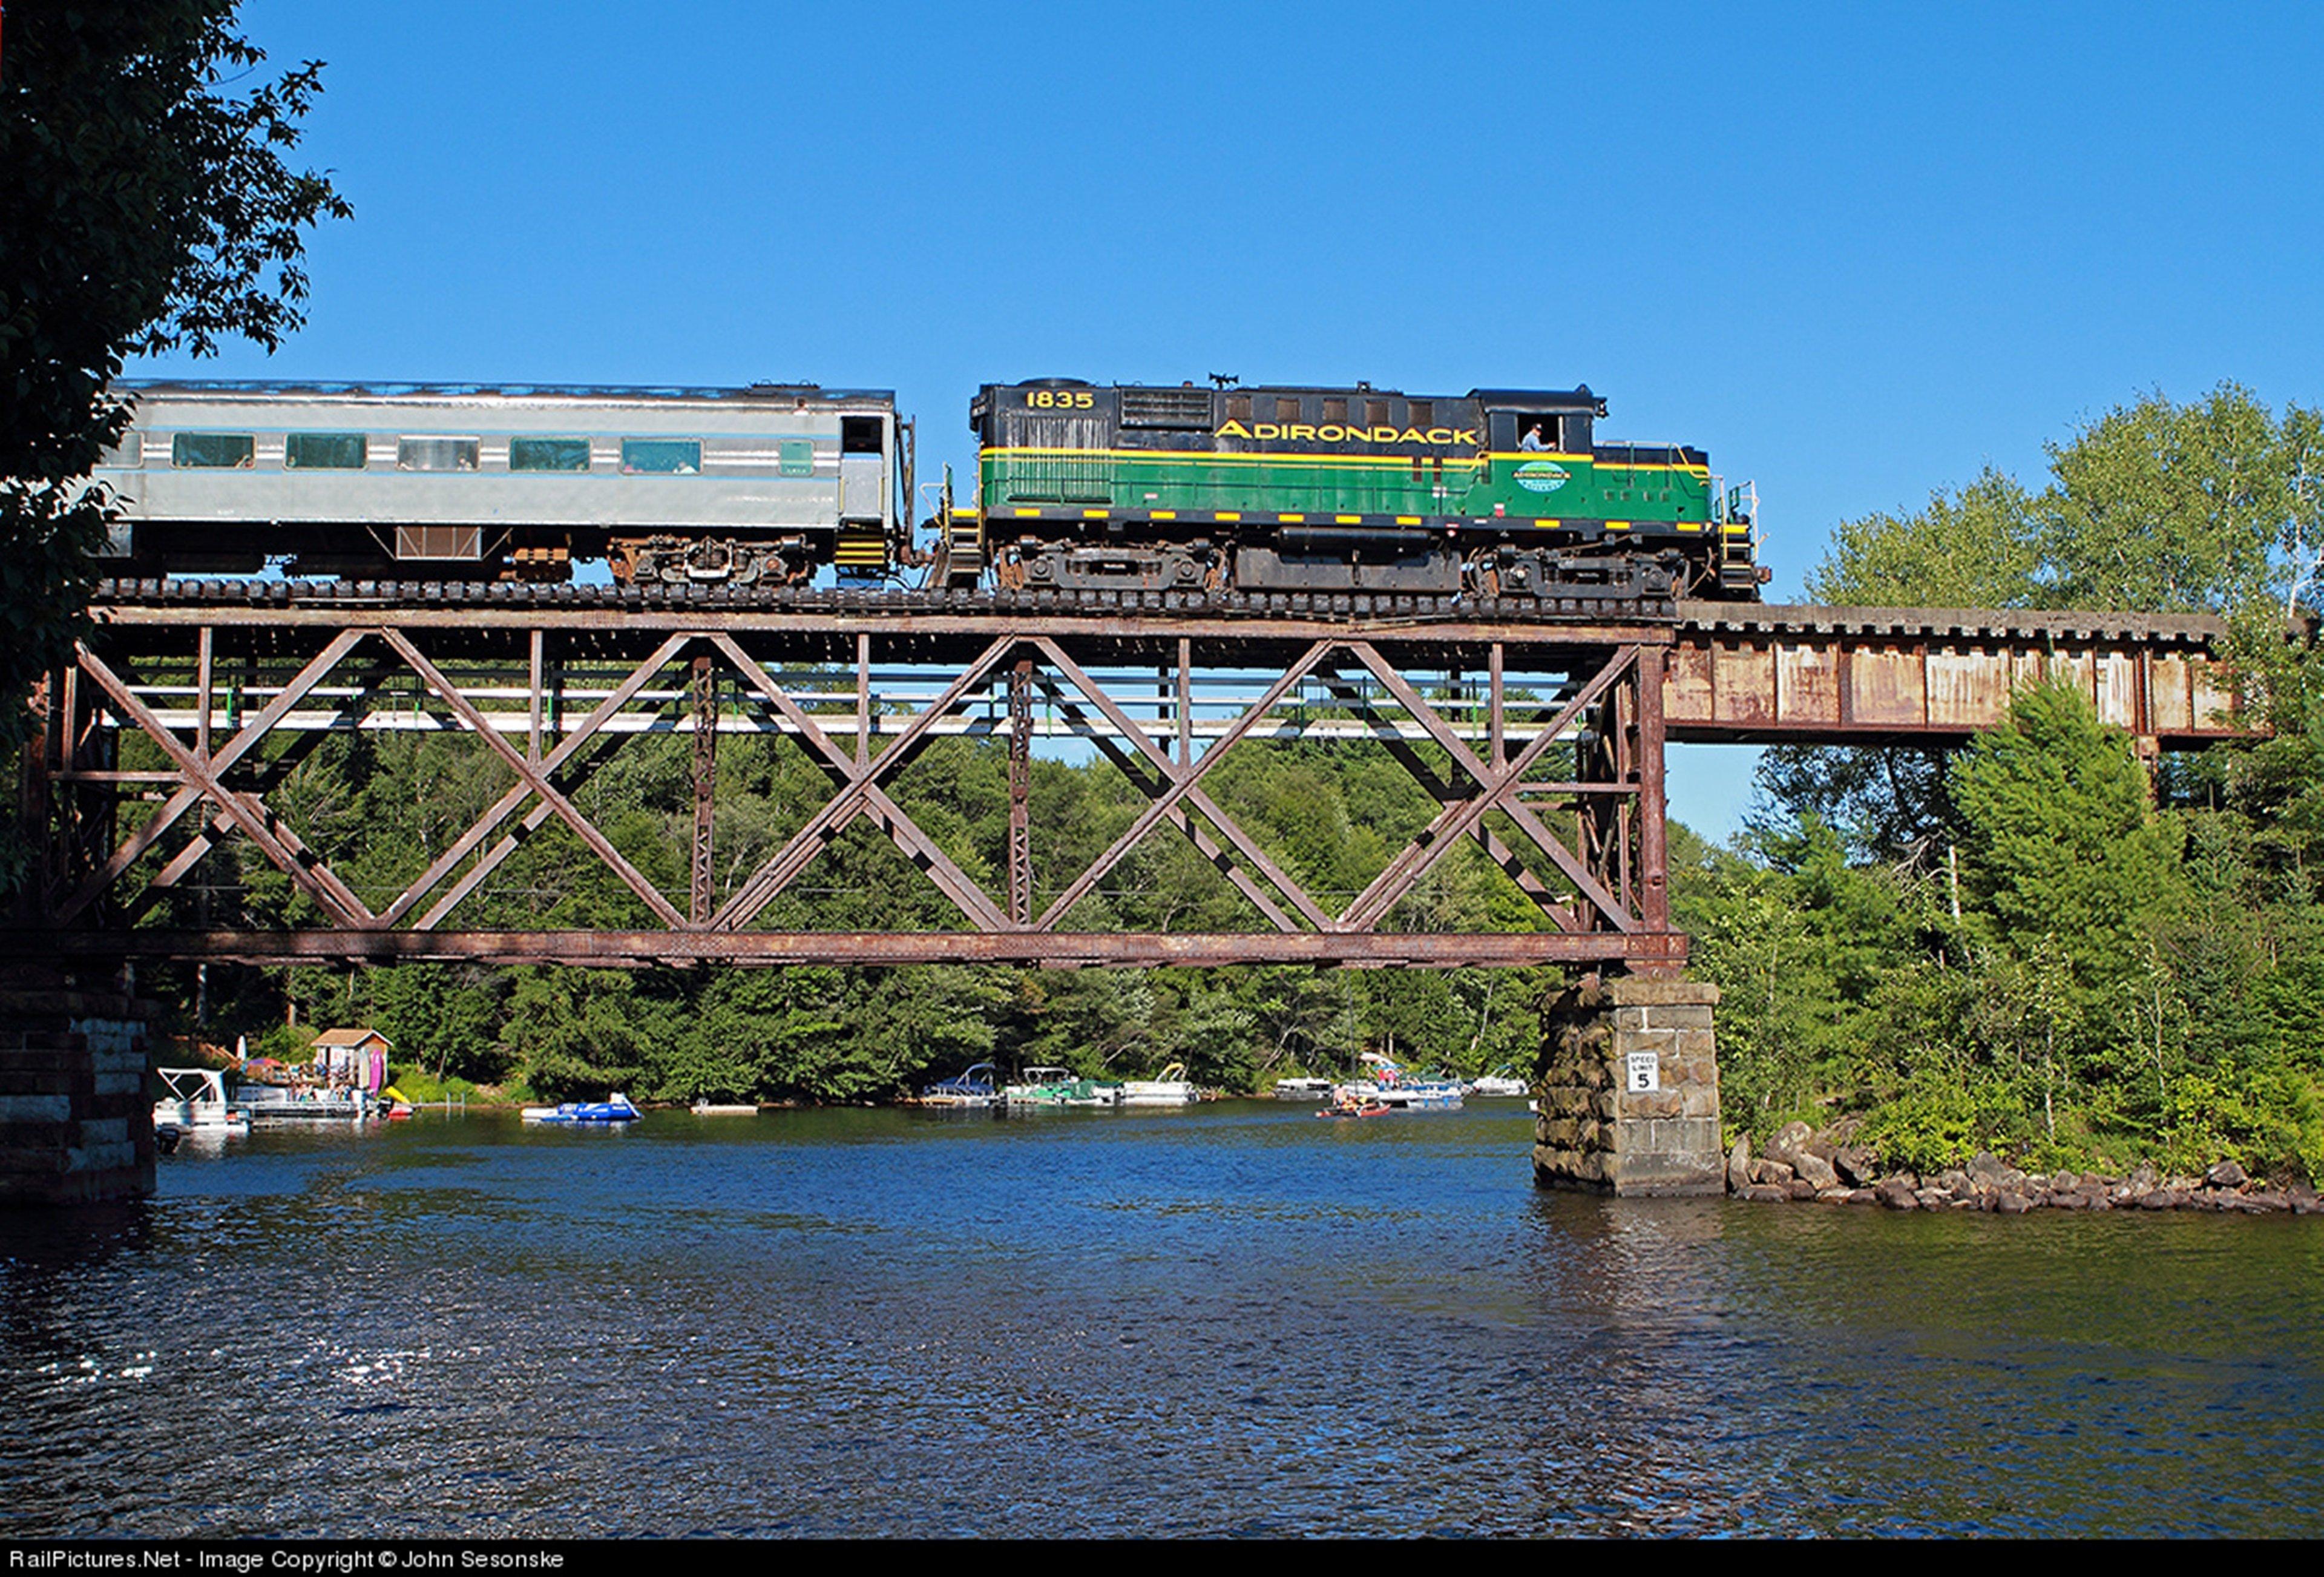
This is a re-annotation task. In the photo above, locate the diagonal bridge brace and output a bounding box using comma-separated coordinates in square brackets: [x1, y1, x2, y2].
[1335, 642, 1643, 933]
[71, 642, 378, 929]
[1034, 640, 1336, 931]
[708, 633, 1014, 933]
[378, 629, 689, 929]
[1029, 637, 1329, 933]
[386, 632, 697, 929]
[1308, 665, 1580, 930]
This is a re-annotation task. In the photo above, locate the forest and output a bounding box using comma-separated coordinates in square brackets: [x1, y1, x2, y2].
[95, 385, 2324, 1182]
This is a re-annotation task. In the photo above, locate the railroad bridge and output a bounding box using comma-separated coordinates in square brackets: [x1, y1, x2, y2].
[1, 581, 2245, 1202]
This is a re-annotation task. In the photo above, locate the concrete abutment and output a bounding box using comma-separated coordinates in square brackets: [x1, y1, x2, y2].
[1534, 973, 1722, 1197]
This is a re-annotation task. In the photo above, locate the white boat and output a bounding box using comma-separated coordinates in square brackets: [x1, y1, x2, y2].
[689, 1100, 760, 1116]
[152, 1068, 250, 1137]
[1465, 1068, 1529, 1098]
[1272, 1076, 1334, 1101]
[1118, 1062, 1200, 1107]
[239, 1084, 375, 1122]
[1334, 1053, 1463, 1111]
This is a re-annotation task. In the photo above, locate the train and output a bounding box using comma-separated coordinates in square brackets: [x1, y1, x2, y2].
[89, 377, 1761, 601]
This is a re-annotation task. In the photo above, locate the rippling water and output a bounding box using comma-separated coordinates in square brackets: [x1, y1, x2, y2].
[3, 1102, 2320, 1537]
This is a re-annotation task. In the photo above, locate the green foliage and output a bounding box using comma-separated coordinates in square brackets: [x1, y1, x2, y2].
[1, 2, 350, 888]
[1858, 1069, 2034, 1176]
[1951, 683, 2185, 1000]
[1712, 386, 2324, 1184]
[1808, 468, 2044, 610]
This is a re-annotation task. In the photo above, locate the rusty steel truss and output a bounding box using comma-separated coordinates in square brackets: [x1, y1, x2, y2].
[11, 596, 1693, 972]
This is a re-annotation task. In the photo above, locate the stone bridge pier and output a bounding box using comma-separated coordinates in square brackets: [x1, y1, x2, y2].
[1534, 973, 1723, 1196]
[0, 969, 156, 1206]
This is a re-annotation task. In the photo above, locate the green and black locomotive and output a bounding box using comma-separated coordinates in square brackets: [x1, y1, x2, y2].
[950, 378, 1761, 601]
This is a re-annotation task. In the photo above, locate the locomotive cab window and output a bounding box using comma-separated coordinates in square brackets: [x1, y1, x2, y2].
[510, 437, 591, 472]
[173, 433, 255, 469]
[839, 416, 884, 455]
[620, 439, 701, 475]
[286, 432, 367, 470]
[398, 437, 479, 472]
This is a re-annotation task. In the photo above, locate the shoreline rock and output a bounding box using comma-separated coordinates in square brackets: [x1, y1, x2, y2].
[1721, 1135, 2324, 1216]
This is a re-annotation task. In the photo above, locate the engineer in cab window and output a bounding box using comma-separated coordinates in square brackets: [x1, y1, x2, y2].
[1519, 421, 1549, 452]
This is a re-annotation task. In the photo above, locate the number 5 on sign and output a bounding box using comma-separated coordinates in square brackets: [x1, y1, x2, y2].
[1625, 1052, 1660, 1092]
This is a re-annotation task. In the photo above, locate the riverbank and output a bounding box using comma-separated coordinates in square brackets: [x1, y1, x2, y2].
[1727, 1119, 2324, 1213]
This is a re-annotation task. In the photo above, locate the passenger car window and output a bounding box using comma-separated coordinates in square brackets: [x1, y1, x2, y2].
[622, 439, 701, 475]
[172, 433, 255, 469]
[286, 433, 367, 470]
[510, 437, 591, 472]
[398, 437, 480, 472]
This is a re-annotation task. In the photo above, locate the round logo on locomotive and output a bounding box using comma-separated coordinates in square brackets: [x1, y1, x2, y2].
[1514, 460, 1569, 495]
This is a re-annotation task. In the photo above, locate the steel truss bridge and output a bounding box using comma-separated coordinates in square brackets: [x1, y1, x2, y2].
[7, 581, 2244, 975]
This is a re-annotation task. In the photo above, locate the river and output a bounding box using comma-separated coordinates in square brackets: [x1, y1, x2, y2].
[2, 1101, 2320, 1538]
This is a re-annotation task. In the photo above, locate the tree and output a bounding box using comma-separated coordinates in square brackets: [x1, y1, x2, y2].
[1805, 467, 2044, 611]
[2041, 384, 2320, 616]
[1756, 388, 2324, 856]
[1950, 682, 2185, 1041]
[1, 3, 350, 765]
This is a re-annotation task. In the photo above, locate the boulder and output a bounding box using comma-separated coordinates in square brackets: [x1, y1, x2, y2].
[2205, 1160, 2249, 1190]
[1749, 1158, 1796, 1187]
[1791, 1149, 1841, 1190]
[1966, 1153, 2027, 1192]
[1768, 1119, 1815, 1161]
[1833, 1145, 1882, 1187]
[1739, 1184, 1789, 1204]
[1727, 1136, 1753, 1194]
[1874, 1178, 1919, 1210]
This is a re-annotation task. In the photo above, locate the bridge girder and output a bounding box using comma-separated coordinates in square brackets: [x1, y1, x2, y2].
[13, 600, 1684, 972]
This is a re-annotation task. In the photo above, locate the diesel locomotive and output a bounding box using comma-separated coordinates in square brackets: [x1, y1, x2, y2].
[947, 378, 1761, 601]
[88, 376, 1760, 602]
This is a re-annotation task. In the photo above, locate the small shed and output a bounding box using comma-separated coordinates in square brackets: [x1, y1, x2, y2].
[311, 1027, 392, 1093]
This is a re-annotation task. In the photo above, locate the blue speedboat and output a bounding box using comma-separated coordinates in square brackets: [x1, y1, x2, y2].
[521, 1093, 642, 1124]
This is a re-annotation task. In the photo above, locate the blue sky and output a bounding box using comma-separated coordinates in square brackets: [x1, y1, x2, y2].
[136, 1, 2324, 839]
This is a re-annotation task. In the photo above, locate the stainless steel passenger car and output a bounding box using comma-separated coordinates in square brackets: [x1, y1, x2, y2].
[93, 383, 910, 584]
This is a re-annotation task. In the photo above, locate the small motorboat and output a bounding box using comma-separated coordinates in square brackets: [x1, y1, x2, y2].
[522, 1093, 642, 1124]
[1118, 1062, 1200, 1107]
[1003, 1067, 1122, 1108]
[1318, 1094, 1392, 1119]
[689, 1099, 760, 1116]
[1465, 1068, 1529, 1099]
[920, 1063, 998, 1110]
[1272, 1076, 1334, 1102]
[152, 1068, 251, 1137]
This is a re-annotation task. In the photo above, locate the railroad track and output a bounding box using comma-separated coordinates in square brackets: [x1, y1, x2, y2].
[90, 576, 1682, 624]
